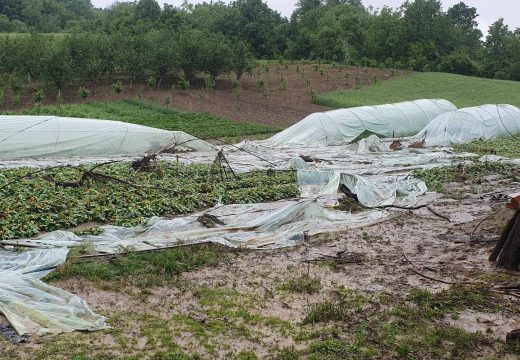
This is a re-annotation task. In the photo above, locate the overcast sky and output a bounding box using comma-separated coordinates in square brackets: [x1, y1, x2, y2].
[91, 0, 519, 35]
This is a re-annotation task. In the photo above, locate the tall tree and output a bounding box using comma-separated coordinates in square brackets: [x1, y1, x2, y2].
[485, 18, 512, 78]
[447, 2, 482, 53]
[135, 0, 161, 21]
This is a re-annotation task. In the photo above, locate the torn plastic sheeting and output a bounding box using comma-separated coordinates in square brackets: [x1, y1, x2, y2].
[7, 199, 391, 254]
[0, 248, 108, 336]
[0, 116, 214, 159]
[302, 171, 427, 207]
[355, 135, 389, 153]
[0, 248, 69, 279]
[0, 271, 108, 336]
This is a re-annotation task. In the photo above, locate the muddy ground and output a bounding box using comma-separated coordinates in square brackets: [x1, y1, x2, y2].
[2, 64, 405, 128]
[2, 178, 520, 359]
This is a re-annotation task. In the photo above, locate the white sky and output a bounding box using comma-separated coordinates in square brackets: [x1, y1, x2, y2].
[91, 0, 520, 34]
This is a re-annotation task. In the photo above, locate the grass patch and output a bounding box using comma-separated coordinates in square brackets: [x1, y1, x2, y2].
[46, 243, 227, 284]
[408, 284, 501, 315]
[314, 72, 520, 109]
[279, 274, 322, 294]
[170, 286, 293, 355]
[454, 135, 520, 159]
[0, 162, 299, 239]
[303, 289, 367, 324]
[299, 284, 516, 359]
[306, 339, 362, 360]
[334, 197, 366, 213]
[9, 99, 279, 140]
[412, 162, 520, 192]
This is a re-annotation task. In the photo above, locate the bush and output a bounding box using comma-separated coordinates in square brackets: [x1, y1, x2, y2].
[439, 52, 478, 76]
[111, 81, 124, 94]
[32, 89, 45, 104]
[78, 86, 90, 101]
[147, 75, 157, 89]
[508, 62, 520, 81]
[177, 77, 189, 90]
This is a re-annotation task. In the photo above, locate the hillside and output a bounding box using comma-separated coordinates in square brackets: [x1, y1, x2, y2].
[314, 72, 520, 109]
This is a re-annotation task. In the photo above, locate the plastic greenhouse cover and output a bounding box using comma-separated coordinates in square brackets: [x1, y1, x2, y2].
[0, 116, 214, 159]
[0, 249, 108, 336]
[266, 99, 456, 146]
[416, 104, 520, 146]
[5, 199, 393, 253]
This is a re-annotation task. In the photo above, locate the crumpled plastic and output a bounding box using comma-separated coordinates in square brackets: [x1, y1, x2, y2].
[0, 249, 108, 336]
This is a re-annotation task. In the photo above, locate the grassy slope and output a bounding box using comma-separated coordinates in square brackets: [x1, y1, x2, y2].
[9, 99, 279, 140]
[314, 72, 520, 109]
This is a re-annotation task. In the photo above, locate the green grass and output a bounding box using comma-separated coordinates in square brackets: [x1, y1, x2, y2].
[297, 284, 519, 359]
[9, 99, 279, 140]
[303, 289, 367, 324]
[279, 274, 322, 294]
[412, 162, 520, 192]
[0, 162, 298, 239]
[454, 135, 520, 159]
[314, 72, 520, 109]
[46, 243, 228, 285]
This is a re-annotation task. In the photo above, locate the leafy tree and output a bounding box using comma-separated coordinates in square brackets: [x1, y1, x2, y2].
[0, 14, 27, 32]
[175, 29, 204, 81]
[401, 0, 455, 68]
[447, 2, 482, 53]
[230, 41, 255, 79]
[144, 30, 177, 88]
[116, 35, 150, 86]
[366, 7, 403, 64]
[199, 33, 233, 80]
[485, 19, 512, 78]
[230, 0, 289, 58]
[135, 0, 161, 21]
[42, 40, 72, 90]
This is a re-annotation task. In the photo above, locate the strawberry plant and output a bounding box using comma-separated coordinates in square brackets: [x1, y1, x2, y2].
[0, 163, 298, 239]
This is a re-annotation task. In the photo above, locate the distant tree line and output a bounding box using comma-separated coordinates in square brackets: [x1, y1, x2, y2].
[0, 31, 254, 93]
[0, 0, 519, 85]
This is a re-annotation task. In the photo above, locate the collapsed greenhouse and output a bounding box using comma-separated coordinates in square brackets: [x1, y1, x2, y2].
[1, 98, 520, 337]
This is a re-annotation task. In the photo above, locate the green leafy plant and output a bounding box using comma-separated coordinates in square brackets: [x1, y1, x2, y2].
[56, 90, 64, 110]
[147, 76, 157, 89]
[177, 77, 189, 90]
[78, 86, 90, 101]
[32, 88, 45, 105]
[204, 77, 215, 92]
[233, 80, 242, 101]
[111, 81, 124, 94]
[279, 275, 321, 294]
[9, 77, 22, 96]
[0, 163, 299, 239]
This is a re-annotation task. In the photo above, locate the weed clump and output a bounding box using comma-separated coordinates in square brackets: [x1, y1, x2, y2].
[279, 274, 321, 294]
[303, 289, 367, 324]
[412, 162, 520, 192]
[335, 197, 365, 213]
[408, 284, 501, 315]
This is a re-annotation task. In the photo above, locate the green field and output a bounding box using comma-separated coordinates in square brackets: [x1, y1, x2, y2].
[314, 72, 520, 109]
[9, 99, 279, 140]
